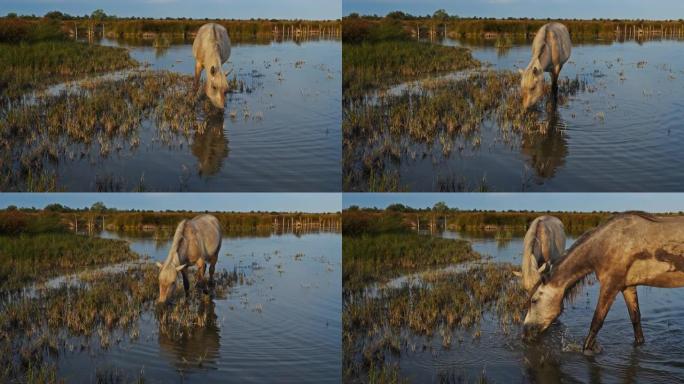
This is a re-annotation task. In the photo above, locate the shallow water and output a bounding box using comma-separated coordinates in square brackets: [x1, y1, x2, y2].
[392, 230, 684, 383]
[36, 37, 341, 191]
[55, 230, 341, 383]
[387, 38, 684, 191]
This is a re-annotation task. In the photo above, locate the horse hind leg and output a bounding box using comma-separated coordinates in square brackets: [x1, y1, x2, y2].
[181, 269, 191, 297]
[583, 283, 620, 355]
[209, 261, 216, 287]
[622, 286, 645, 345]
[195, 258, 209, 294]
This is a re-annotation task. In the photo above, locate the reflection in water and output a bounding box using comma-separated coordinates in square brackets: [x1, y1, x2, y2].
[158, 299, 221, 372]
[520, 97, 568, 181]
[192, 113, 230, 176]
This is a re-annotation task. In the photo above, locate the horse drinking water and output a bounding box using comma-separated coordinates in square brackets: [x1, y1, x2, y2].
[157, 214, 222, 304]
[520, 23, 572, 109]
[193, 23, 232, 109]
[523, 212, 684, 354]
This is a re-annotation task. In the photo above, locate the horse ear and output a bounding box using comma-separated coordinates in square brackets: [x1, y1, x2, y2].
[512, 270, 523, 278]
[210, 65, 216, 76]
[156, 262, 163, 269]
[176, 264, 187, 272]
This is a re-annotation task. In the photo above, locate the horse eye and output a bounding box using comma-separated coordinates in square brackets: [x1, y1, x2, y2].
[531, 298, 538, 304]
[212, 85, 217, 90]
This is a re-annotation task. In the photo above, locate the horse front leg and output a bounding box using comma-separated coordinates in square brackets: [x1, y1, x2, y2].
[181, 269, 190, 297]
[194, 61, 203, 89]
[551, 65, 561, 93]
[583, 283, 619, 355]
[209, 261, 216, 287]
[195, 258, 208, 293]
[622, 286, 645, 345]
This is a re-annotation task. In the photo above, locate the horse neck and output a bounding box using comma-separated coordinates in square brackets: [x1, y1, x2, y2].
[549, 242, 593, 292]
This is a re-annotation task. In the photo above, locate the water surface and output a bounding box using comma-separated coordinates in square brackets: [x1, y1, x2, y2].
[40, 37, 341, 191]
[385, 38, 684, 191]
[56, 230, 341, 383]
[392, 230, 684, 383]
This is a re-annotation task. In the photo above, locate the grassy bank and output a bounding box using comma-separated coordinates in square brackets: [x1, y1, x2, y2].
[0, 41, 137, 100]
[343, 41, 479, 100]
[342, 17, 480, 101]
[343, 233, 479, 293]
[0, 18, 137, 101]
[0, 233, 138, 292]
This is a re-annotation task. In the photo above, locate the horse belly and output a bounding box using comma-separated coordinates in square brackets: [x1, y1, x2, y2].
[627, 259, 684, 287]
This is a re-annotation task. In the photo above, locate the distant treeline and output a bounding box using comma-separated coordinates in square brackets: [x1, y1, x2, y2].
[343, 206, 684, 237]
[0, 209, 341, 236]
[344, 11, 684, 41]
[0, 11, 340, 43]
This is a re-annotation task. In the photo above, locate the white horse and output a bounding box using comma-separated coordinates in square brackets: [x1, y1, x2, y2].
[193, 23, 231, 109]
[157, 214, 222, 303]
[520, 23, 572, 109]
[513, 216, 566, 293]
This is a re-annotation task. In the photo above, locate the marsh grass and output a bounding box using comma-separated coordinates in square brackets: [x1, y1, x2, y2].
[343, 233, 480, 293]
[343, 41, 480, 101]
[343, 263, 526, 383]
[0, 69, 246, 191]
[343, 71, 585, 191]
[0, 259, 241, 382]
[0, 41, 137, 101]
[0, 233, 137, 292]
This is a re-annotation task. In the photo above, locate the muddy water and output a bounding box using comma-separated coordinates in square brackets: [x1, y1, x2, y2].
[55, 231, 341, 383]
[392, 231, 684, 383]
[49, 37, 341, 191]
[395, 38, 684, 192]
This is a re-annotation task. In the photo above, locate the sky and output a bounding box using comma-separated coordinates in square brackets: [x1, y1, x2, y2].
[343, 193, 684, 213]
[1, 0, 340, 20]
[0, 193, 341, 212]
[343, 0, 684, 20]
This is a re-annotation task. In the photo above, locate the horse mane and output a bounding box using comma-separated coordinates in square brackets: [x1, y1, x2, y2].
[166, 219, 187, 266]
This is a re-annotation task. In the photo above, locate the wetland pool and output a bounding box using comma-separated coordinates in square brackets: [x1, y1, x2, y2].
[4, 37, 341, 191]
[50, 230, 341, 383]
[382, 230, 684, 383]
[354, 38, 684, 192]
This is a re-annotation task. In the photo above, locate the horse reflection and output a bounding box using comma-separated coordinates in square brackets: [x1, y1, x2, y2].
[520, 98, 568, 181]
[158, 299, 221, 371]
[192, 113, 229, 176]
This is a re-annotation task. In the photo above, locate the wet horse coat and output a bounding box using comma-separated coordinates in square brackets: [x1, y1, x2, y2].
[523, 212, 684, 354]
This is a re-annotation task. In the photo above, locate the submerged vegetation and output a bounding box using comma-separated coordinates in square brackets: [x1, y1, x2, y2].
[343, 264, 526, 382]
[0, 69, 247, 191]
[343, 70, 584, 191]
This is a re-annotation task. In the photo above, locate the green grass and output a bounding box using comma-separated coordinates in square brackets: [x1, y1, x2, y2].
[0, 41, 137, 100]
[343, 233, 480, 293]
[343, 40, 480, 101]
[0, 233, 138, 292]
